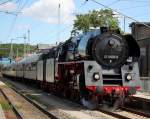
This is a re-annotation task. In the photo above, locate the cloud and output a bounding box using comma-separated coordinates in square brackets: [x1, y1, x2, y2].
[16, 24, 31, 30]
[23, 0, 75, 24]
[0, 2, 16, 11]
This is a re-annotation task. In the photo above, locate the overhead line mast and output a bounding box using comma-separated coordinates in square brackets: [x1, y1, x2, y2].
[58, 0, 61, 43]
[27, 30, 30, 54]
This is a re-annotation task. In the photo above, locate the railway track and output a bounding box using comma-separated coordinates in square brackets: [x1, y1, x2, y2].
[0, 89, 24, 119]
[120, 106, 150, 118]
[4, 86, 58, 119]
[2, 78, 150, 119]
[98, 106, 150, 119]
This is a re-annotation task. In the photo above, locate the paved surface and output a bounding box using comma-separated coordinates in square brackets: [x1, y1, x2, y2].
[133, 92, 150, 101]
[2, 78, 117, 119]
[0, 81, 50, 119]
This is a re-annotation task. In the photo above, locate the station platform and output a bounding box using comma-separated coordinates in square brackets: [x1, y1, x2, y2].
[133, 92, 150, 102]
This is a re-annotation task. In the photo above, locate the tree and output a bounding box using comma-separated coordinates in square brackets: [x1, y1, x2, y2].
[0, 44, 36, 58]
[72, 9, 119, 35]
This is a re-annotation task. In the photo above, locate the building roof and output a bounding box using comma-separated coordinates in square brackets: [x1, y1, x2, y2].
[37, 44, 57, 50]
[130, 22, 150, 27]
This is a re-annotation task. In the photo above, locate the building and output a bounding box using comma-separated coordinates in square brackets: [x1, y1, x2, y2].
[130, 22, 150, 77]
[37, 44, 57, 53]
[130, 22, 150, 92]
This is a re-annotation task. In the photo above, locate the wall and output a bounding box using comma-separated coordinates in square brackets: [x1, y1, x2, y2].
[131, 22, 150, 92]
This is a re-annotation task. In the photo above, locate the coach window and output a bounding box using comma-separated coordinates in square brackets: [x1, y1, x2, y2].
[32, 62, 36, 70]
[56, 47, 63, 61]
[68, 42, 75, 51]
[18, 65, 20, 71]
[26, 64, 29, 71]
[12, 67, 15, 71]
[28, 64, 31, 71]
[55, 48, 59, 59]
[25, 64, 27, 70]
[49, 49, 55, 58]
[27, 63, 30, 71]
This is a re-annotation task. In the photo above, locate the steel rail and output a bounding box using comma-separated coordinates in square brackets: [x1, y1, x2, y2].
[0, 89, 24, 119]
[98, 108, 131, 119]
[132, 95, 150, 103]
[98, 106, 150, 119]
[120, 106, 150, 118]
[10, 86, 59, 119]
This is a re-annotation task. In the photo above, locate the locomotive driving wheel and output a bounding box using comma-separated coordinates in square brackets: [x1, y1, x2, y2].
[108, 91, 125, 110]
[79, 73, 98, 109]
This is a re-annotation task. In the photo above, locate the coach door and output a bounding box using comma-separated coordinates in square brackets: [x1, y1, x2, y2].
[46, 58, 54, 83]
[37, 60, 43, 81]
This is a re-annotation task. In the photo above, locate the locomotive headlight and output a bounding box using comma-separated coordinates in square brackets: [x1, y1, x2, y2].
[93, 73, 100, 81]
[126, 74, 132, 81]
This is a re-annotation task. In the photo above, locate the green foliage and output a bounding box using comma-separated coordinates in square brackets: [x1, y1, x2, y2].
[72, 9, 119, 34]
[1, 102, 12, 111]
[0, 44, 36, 58]
[73, 14, 90, 32]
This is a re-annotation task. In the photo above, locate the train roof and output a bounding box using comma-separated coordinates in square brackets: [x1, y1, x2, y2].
[18, 53, 42, 64]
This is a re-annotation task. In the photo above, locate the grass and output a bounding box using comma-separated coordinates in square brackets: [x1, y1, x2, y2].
[0, 96, 12, 111]
[0, 102, 12, 110]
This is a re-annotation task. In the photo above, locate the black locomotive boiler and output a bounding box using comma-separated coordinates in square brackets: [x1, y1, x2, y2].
[2, 27, 141, 109]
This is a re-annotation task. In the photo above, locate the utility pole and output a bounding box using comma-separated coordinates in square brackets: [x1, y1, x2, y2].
[27, 29, 30, 54]
[113, 13, 126, 34]
[23, 34, 26, 57]
[9, 38, 14, 60]
[16, 48, 18, 58]
[124, 16, 126, 33]
[58, 0, 61, 43]
[17, 35, 27, 58]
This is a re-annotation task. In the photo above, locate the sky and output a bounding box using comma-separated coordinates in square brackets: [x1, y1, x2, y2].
[0, 0, 150, 45]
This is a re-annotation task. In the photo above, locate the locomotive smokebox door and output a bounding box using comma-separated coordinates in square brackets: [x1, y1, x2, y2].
[83, 61, 103, 86]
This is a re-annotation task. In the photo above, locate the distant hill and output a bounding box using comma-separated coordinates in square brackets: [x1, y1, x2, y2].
[0, 44, 37, 58]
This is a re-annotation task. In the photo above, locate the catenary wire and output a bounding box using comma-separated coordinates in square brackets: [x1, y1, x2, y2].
[0, 0, 13, 6]
[89, 0, 150, 29]
[107, 0, 121, 6]
[6, 0, 29, 58]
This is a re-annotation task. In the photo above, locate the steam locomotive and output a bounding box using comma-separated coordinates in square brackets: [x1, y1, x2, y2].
[2, 27, 141, 109]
